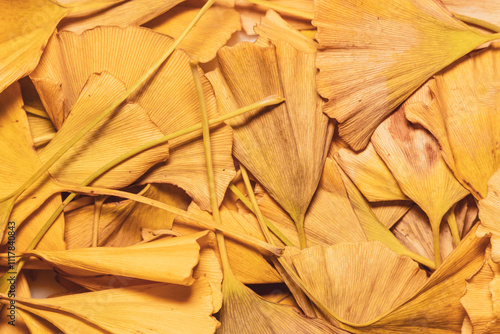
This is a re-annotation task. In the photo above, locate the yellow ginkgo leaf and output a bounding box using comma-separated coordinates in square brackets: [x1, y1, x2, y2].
[391, 206, 455, 263]
[217, 268, 345, 333]
[292, 241, 428, 325]
[370, 201, 412, 229]
[58, 0, 186, 33]
[237, 159, 367, 248]
[478, 169, 500, 262]
[208, 36, 332, 248]
[31, 26, 235, 211]
[372, 107, 469, 266]
[236, 0, 313, 35]
[406, 45, 500, 200]
[0, 0, 68, 94]
[351, 226, 489, 333]
[313, 0, 498, 150]
[443, 0, 500, 27]
[174, 201, 282, 284]
[64, 184, 190, 249]
[339, 165, 435, 269]
[24, 231, 212, 286]
[0, 83, 63, 240]
[145, 4, 241, 62]
[39, 72, 169, 189]
[1, 278, 219, 334]
[336, 143, 408, 202]
[0, 273, 30, 332]
[460, 251, 500, 334]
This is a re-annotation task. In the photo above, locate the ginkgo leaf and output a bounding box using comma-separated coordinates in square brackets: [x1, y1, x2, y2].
[391, 206, 455, 263]
[236, 0, 314, 35]
[217, 268, 345, 333]
[350, 226, 489, 333]
[24, 231, 212, 285]
[372, 106, 469, 266]
[64, 184, 190, 249]
[443, 0, 500, 27]
[478, 169, 500, 262]
[31, 26, 235, 211]
[313, 0, 498, 150]
[0, 83, 63, 240]
[174, 201, 282, 284]
[336, 143, 408, 202]
[39, 72, 169, 189]
[208, 35, 332, 247]
[460, 252, 500, 334]
[406, 45, 500, 200]
[338, 164, 435, 269]
[0, 0, 68, 94]
[292, 241, 428, 325]
[370, 201, 412, 229]
[254, 10, 317, 53]
[57, 0, 186, 33]
[2, 278, 219, 334]
[145, 4, 241, 62]
[237, 160, 367, 248]
[0, 273, 30, 332]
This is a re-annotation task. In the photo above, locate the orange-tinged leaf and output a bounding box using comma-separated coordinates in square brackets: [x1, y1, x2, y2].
[38, 72, 169, 189]
[2, 278, 219, 334]
[58, 0, 186, 33]
[336, 143, 408, 202]
[292, 241, 428, 324]
[314, 0, 494, 150]
[174, 202, 282, 284]
[32, 26, 235, 211]
[145, 4, 241, 62]
[209, 36, 332, 246]
[0, 0, 68, 94]
[478, 169, 500, 262]
[25, 231, 211, 285]
[406, 45, 500, 200]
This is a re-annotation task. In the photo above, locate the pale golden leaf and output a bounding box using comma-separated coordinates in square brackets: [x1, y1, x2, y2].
[32, 26, 235, 210]
[314, 0, 494, 150]
[145, 4, 241, 62]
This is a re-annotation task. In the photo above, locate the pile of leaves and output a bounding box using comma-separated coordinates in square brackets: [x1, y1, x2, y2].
[1, 0, 499, 333]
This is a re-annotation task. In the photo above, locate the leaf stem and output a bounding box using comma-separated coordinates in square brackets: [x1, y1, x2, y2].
[92, 196, 107, 247]
[191, 57, 233, 277]
[24, 106, 50, 119]
[228, 183, 294, 247]
[453, 12, 500, 33]
[0, 0, 217, 212]
[431, 220, 442, 268]
[240, 166, 275, 245]
[243, 0, 314, 20]
[445, 205, 460, 247]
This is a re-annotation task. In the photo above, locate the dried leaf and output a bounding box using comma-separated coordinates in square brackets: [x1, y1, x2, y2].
[2, 278, 219, 334]
[292, 241, 427, 324]
[314, 0, 495, 150]
[31, 26, 235, 210]
[58, 0, 186, 33]
[372, 106, 469, 265]
[336, 143, 408, 202]
[145, 4, 241, 62]
[0, 0, 68, 93]
[478, 169, 500, 262]
[217, 270, 343, 333]
[352, 227, 488, 333]
[406, 45, 500, 200]
[25, 231, 212, 285]
[209, 36, 332, 246]
[38, 72, 169, 189]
